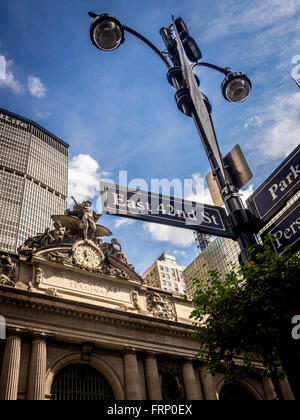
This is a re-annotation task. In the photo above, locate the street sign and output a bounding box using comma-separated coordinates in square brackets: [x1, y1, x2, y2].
[100, 182, 235, 239]
[206, 144, 253, 207]
[247, 144, 300, 224]
[260, 200, 300, 254]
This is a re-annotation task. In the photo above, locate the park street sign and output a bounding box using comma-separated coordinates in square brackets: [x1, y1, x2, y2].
[260, 200, 300, 254]
[247, 144, 300, 225]
[100, 182, 235, 239]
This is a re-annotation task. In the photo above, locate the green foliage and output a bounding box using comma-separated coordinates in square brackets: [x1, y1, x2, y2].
[190, 237, 300, 382]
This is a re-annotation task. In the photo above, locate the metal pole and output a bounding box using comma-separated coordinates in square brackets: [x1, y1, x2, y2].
[160, 27, 258, 263]
[191, 108, 258, 262]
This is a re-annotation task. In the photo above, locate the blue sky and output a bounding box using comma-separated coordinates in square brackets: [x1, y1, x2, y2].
[0, 0, 299, 274]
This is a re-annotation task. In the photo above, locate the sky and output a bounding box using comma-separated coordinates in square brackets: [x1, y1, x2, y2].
[0, 0, 299, 274]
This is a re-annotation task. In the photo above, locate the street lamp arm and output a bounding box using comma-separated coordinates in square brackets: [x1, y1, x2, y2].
[123, 25, 171, 70]
[192, 62, 231, 75]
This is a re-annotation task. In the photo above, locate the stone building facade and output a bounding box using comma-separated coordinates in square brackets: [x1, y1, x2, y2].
[0, 201, 294, 400]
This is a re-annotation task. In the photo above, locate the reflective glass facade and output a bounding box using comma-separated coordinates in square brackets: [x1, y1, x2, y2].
[184, 190, 300, 298]
[184, 237, 240, 297]
[0, 109, 68, 252]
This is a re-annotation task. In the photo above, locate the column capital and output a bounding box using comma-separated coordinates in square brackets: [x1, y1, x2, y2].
[144, 350, 160, 359]
[6, 327, 26, 338]
[181, 356, 195, 363]
[30, 331, 49, 341]
[122, 346, 138, 356]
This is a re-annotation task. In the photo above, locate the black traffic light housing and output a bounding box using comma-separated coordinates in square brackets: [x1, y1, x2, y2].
[174, 18, 202, 63]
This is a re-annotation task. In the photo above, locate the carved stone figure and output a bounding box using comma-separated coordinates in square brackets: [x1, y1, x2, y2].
[131, 291, 140, 311]
[46, 251, 70, 264]
[102, 238, 128, 264]
[52, 197, 112, 242]
[16, 198, 142, 282]
[40, 221, 66, 246]
[0, 255, 16, 287]
[45, 288, 62, 298]
[28, 266, 43, 291]
[146, 292, 177, 321]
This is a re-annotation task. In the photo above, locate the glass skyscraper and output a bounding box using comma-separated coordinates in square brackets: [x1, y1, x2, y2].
[0, 108, 69, 253]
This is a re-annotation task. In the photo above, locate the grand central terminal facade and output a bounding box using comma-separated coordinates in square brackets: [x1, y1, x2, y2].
[0, 199, 294, 400]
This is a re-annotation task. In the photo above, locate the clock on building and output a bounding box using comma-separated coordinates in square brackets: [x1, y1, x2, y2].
[73, 242, 103, 269]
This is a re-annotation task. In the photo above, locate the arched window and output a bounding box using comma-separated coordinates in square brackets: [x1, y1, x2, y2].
[219, 383, 256, 401]
[51, 364, 115, 401]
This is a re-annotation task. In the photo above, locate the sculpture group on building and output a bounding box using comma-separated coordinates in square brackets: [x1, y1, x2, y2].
[0, 254, 16, 287]
[0, 198, 182, 322]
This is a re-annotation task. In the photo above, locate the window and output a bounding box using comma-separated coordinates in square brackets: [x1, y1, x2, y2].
[51, 364, 115, 401]
[171, 268, 175, 274]
[162, 280, 166, 286]
[165, 267, 169, 272]
[167, 282, 171, 287]
[160, 266, 164, 271]
[166, 274, 170, 279]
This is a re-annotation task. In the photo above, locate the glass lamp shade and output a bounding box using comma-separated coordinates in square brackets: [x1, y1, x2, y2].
[222, 73, 252, 103]
[90, 15, 124, 51]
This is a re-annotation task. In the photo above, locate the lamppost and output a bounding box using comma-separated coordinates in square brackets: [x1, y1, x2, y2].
[88, 12, 258, 263]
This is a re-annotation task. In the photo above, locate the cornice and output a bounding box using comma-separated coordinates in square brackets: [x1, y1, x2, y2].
[0, 285, 193, 339]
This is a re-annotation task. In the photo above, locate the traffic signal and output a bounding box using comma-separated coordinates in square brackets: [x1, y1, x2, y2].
[174, 18, 202, 63]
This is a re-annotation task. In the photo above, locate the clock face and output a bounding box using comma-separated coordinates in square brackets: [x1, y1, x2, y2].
[74, 245, 102, 269]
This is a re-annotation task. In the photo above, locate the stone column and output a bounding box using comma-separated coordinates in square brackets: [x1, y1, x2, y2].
[262, 377, 278, 400]
[27, 333, 47, 400]
[199, 367, 217, 400]
[182, 358, 202, 400]
[123, 347, 142, 400]
[278, 376, 295, 400]
[144, 352, 162, 400]
[0, 329, 22, 400]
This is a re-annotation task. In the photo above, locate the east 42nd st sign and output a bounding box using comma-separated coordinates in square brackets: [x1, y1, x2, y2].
[100, 182, 235, 239]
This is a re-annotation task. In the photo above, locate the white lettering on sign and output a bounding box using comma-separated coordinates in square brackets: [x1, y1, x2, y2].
[111, 192, 210, 224]
[268, 165, 300, 201]
[273, 210, 300, 249]
[0, 113, 28, 129]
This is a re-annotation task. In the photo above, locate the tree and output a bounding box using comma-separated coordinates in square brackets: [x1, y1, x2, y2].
[190, 238, 300, 391]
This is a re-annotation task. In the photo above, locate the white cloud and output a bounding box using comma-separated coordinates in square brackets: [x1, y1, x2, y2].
[171, 249, 188, 259]
[143, 173, 213, 247]
[244, 116, 262, 129]
[28, 76, 46, 98]
[204, 0, 300, 41]
[114, 218, 135, 228]
[186, 173, 213, 205]
[144, 223, 195, 248]
[35, 109, 51, 119]
[255, 92, 300, 160]
[240, 184, 254, 206]
[0, 58, 22, 94]
[68, 154, 101, 203]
